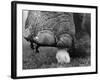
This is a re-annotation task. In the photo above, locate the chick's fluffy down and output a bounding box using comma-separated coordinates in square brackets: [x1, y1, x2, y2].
[34, 30, 56, 45]
[56, 49, 70, 64]
[57, 34, 72, 48]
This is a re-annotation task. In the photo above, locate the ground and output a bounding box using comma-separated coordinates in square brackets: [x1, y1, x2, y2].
[23, 38, 90, 69]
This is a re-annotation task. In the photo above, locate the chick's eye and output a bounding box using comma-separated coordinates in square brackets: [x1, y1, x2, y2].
[34, 36, 39, 40]
[60, 37, 64, 41]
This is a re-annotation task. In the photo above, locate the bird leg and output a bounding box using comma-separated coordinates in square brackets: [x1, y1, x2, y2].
[35, 45, 39, 53]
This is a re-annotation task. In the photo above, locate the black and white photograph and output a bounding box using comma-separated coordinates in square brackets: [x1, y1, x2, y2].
[23, 10, 91, 69]
[11, 1, 97, 79]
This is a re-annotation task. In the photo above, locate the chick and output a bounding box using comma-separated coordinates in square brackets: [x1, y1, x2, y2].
[56, 49, 70, 64]
[34, 30, 56, 45]
[57, 34, 72, 48]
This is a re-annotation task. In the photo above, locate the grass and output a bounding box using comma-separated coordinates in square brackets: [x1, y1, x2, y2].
[23, 38, 90, 69]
